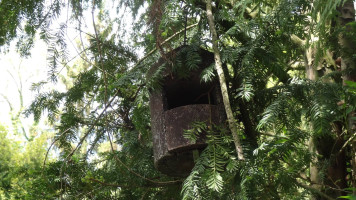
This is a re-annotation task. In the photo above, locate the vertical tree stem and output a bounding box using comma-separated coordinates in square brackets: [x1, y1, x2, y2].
[338, 0, 356, 192]
[205, 0, 244, 160]
[304, 47, 323, 199]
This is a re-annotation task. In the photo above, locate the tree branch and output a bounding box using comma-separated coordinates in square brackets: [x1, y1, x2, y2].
[297, 182, 335, 200]
[206, 0, 244, 160]
[89, 177, 182, 188]
[133, 23, 198, 68]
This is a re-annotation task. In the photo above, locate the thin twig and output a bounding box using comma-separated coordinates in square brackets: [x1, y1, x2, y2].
[66, 89, 120, 159]
[133, 23, 198, 69]
[89, 177, 181, 188]
[89, 178, 125, 188]
[43, 128, 71, 167]
[339, 131, 356, 154]
[36, 0, 59, 29]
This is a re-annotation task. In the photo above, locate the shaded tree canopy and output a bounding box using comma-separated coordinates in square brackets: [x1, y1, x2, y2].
[0, 0, 356, 199]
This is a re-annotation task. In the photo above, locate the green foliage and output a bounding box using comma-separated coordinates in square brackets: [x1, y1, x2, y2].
[340, 193, 356, 200]
[0, 125, 16, 195]
[0, 125, 52, 200]
[1, 0, 355, 199]
[173, 45, 202, 78]
[183, 121, 207, 143]
[182, 123, 240, 199]
[182, 117, 312, 199]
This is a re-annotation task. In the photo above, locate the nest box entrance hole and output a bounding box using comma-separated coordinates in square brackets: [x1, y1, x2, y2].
[163, 73, 216, 111]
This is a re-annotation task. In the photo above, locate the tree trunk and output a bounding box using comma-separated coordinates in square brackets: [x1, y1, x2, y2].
[205, 0, 244, 160]
[305, 47, 323, 200]
[338, 0, 356, 192]
[305, 45, 347, 199]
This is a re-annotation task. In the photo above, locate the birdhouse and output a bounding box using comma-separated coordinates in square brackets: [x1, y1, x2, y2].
[148, 46, 226, 177]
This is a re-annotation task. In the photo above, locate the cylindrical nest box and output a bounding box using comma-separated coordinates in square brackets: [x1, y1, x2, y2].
[148, 46, 226, 177]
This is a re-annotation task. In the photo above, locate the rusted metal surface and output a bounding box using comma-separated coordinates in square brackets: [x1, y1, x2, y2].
[165, 104, 219, 152]
[149, 47, 226, 177]
[150, 90, 167, 163]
